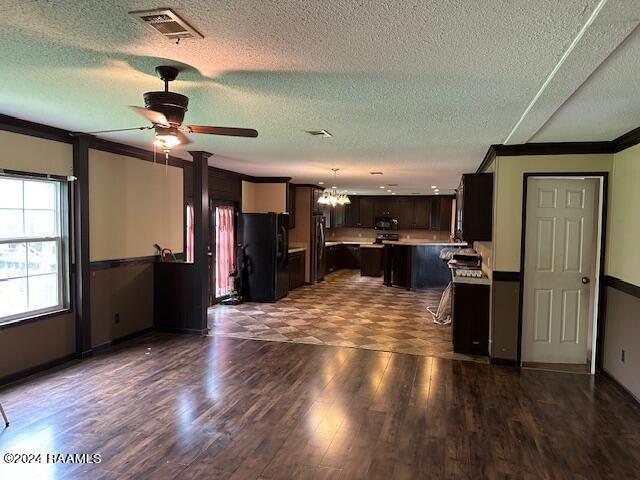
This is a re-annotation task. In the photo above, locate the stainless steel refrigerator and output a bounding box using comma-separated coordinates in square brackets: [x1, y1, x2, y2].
[310, 214, 325, 284]
[237, 213, 289, 302]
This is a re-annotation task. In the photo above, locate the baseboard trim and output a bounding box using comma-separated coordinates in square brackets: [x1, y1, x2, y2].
[0, 353, 80, 388]
[154, 326, 209, 335]
[601, 369, 640, 408]
[490, 357, 518, 366]
[91, 327, 155, 353]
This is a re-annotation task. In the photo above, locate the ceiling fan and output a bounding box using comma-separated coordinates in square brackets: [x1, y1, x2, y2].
[85, 65, 258, 153]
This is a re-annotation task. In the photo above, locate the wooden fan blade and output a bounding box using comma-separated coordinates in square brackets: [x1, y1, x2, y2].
[175, 130, 192, 145]
[129, 106, 170, 127]
[186, 125, 258, 138]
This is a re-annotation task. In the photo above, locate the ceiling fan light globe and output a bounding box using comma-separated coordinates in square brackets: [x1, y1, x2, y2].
[154, 132, 181, 151]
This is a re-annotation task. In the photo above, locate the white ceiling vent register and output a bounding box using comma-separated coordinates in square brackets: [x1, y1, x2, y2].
[305, 129, 332, 137]
[129, 9, 203, 41]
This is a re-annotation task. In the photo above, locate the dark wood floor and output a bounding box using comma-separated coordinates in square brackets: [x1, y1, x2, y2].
[1, 333, 639, 479]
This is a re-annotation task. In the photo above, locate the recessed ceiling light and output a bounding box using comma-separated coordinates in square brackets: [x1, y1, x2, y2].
[434, 189, 440, 192]
[351, 192, 357, 195]
[318, 181, 324, 185]
[431, 185, 437, 189]
[391, 192, 396, 195]
[379, 186, 385, 189]
[435, 192, 440, 195]
[387, 189, 392, 192]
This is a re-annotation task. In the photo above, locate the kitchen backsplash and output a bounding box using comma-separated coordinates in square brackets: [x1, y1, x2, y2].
[327, 228, 452, 242]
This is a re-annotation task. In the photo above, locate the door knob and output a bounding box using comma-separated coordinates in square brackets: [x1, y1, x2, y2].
[581, 277, 590, 284]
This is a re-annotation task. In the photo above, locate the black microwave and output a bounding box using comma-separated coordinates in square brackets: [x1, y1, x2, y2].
[374, 216, 398, 230]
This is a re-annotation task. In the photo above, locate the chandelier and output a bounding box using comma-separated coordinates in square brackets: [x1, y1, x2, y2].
[317, 168, 351, 206]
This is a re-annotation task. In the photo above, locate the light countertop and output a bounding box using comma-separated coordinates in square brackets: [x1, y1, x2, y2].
[381, 240, 468, 247]
[324, 241, 376, 246]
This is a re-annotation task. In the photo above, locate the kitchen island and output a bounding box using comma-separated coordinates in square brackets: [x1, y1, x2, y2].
[382, 240, 467, 290]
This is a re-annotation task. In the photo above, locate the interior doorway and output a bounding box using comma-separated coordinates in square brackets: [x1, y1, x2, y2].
[212, 203, 236, 303]
[520, 175, 605, 374]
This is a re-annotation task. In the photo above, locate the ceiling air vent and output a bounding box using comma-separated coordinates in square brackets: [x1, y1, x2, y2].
[369, 171, 383, 175]
[306, 129, 332, 138]
[129, 8, 203, 41]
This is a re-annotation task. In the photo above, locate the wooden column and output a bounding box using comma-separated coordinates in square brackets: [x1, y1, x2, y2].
[190, 151, 211, 333]
[73, 135, 92, 356]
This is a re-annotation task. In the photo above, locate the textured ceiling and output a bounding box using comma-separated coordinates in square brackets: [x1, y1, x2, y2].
[0, 1, 637, 194]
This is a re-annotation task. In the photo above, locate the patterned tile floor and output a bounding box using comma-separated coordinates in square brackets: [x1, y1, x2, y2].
[209, 270, 486, 362]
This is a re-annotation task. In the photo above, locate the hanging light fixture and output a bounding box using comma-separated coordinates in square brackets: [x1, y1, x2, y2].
[318, 168, 351, 207]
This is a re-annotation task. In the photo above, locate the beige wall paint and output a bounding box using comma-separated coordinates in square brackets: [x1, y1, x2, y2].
[0, 132, 76, 380]
[90, 264, 153, 347]
[603, 287, 640, 400]
[493, 153, 612, 272]
[0, 130, 72, 176]
[89, 150, 183, 261]
[606, 143, 640, 286]
[241, 181, 287, 213]
[0, 312, 76, 378]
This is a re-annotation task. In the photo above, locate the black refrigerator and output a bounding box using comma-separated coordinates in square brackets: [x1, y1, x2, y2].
[237, 213, 289, 302]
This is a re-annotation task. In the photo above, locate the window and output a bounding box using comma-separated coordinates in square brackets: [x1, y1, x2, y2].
[0, 175, 70, 323]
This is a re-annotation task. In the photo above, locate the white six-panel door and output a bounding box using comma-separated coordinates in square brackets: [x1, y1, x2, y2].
[522, 178, 597, 364]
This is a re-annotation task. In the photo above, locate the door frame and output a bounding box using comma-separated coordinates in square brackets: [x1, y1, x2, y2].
[517, 172, 608, 373]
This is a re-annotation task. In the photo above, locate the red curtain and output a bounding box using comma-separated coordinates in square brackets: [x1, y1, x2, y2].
[215, 206, 235, 297]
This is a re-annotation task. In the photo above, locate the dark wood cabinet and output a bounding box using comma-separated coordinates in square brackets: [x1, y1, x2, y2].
[452, 282, 490, 355]
[341, 244, 361, 269]
[455, 173, 493, 242]
[359, 197, 375, 228]
[395, 198, 414, 229]
[413, 197, 430, 229]
[383, 244, 412, 289]
[312, 187, 324, 215]
[344, 197, 360, 227]
[374, 197, 390, 217]
[287, 183, 296, 229]
[326, 245, 340, 273]
[288, 250, 305, 290]
[430, 196, 453, 231]
[334, 204, 346, 228]
[360, 247, 382, 276]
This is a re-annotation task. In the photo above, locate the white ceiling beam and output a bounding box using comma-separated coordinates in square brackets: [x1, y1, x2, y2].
[504, 0, 640, 145]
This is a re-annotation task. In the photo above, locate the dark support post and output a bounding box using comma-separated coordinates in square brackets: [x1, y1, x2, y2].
[189, 151, 212, 333]
[73, 135, 92, 356]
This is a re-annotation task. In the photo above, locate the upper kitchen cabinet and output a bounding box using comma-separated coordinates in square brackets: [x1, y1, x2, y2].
[394, 197, 414, 229]
[287, 183, 296, 229]
[430, 196, 453, 231]
[359, 197, 375, 228]
[334, 204, 346, 228]
[413, 197, 430, 229]
[344, 197, 360, 227]
[312, 187, 324, 214]
[455, 173, 493, 242]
